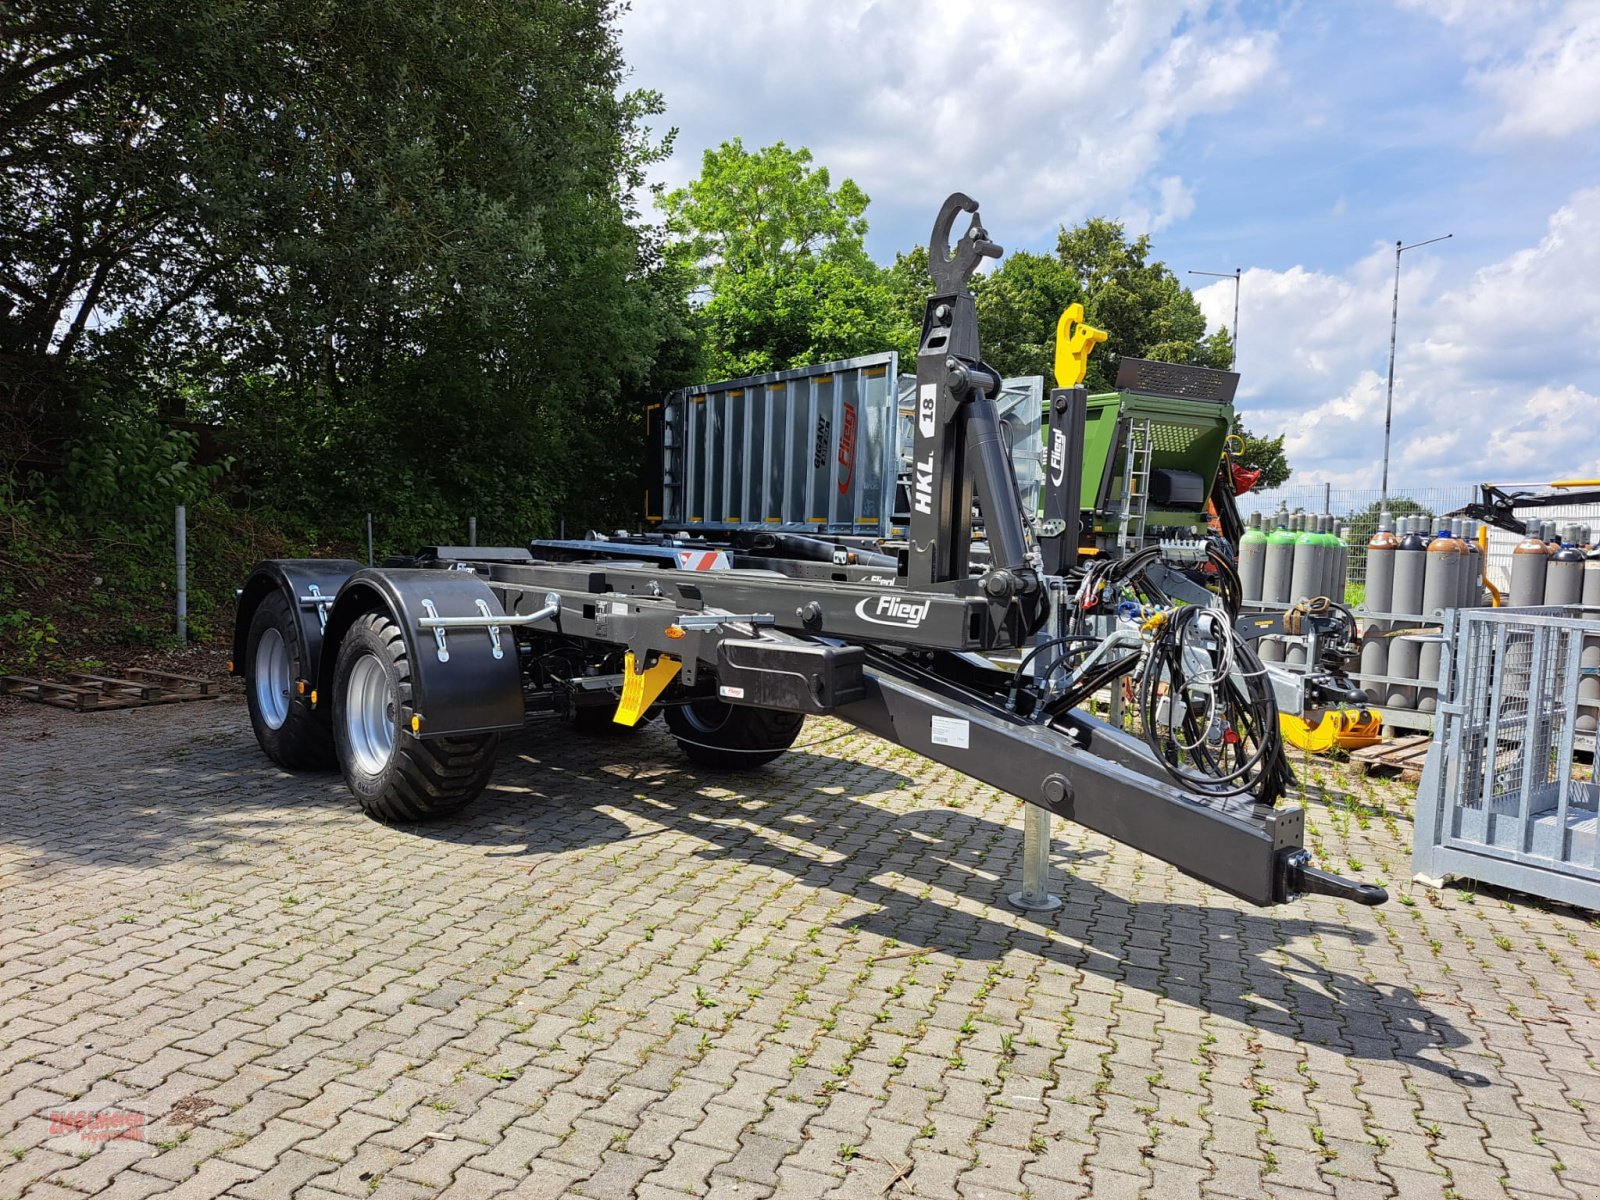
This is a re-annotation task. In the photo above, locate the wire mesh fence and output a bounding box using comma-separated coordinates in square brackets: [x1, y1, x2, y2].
[1240, 483, 1600, 593]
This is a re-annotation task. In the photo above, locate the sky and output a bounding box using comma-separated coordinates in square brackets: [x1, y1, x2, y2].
[616, 0, 1600, 491]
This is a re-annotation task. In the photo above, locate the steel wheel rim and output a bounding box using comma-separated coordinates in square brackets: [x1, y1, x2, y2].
[345, 653, 396, 776]
[679, 698, 732, 734]
[253, 628, 291, 730]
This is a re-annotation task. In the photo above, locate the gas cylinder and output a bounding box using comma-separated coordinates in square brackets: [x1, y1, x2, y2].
[1460, 520, 1483, 608]
[1360, 512, 1399, 685]
[1287, 515, 1324, 665]
[1579, 545, 1600, 734]
[1387, 521, 1429, 708]
[1335, 524, 1351, 602]
[1510, 524, 1549, 606]
[1261, 514, 1296, 662]
[1547, 527, 1585, 606]
[1416, 524, 1464, 712]
[1239, 512, 1267, 603]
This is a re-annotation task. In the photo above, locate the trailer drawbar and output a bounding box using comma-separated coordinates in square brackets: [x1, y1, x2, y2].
[231, 192, 1385, 911]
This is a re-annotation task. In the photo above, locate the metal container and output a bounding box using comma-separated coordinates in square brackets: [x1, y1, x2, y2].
[1360, 512, 1399, 684]
[1417, 525, 1465, 712]
[1387, 523, 1429, 708]
[654, 355, 1046, 538]
[1510, 526, 1550, 606]
[1547, 530, 1586, 606]
[1239, 512, 1267, 603]
[1459, 520, 1482, 609]
[1260, 515, 1296, 662]
[1286, 515, 1324, 665]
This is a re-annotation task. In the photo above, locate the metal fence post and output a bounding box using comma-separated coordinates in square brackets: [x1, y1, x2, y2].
[469, 516, 477, 547]
[175, 504, 187, 642]
[367, 513, 374, 566]
[1009, 802, 1062, 912]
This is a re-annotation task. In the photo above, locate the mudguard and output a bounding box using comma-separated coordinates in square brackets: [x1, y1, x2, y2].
[232, 559, 365, 684]
[316, 568, 525, 738]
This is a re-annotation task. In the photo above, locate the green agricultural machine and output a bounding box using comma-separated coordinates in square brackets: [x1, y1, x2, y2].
[1077, 357, 1238, 550]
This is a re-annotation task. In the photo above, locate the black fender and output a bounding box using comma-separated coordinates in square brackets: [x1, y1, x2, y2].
[316, 568, 524, 738]
[232, 559, 365, 684]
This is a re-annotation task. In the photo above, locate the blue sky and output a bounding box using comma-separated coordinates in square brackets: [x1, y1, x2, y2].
[618, 1, 1600, 488]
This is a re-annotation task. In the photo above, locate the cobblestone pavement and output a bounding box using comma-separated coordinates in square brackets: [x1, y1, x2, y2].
[3, 698, 1598, 1200]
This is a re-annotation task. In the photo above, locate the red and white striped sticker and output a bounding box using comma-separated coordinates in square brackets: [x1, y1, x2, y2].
[675, 549, 730, 571]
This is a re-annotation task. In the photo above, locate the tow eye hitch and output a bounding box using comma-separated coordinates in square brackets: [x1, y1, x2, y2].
[1282, 850, 1389, 906]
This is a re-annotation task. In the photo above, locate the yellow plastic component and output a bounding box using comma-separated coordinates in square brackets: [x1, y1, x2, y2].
[1053, 303, 1109, 388]
[410, 713, 422, 733]
[1279, 709, 1383, 754]
[614, 652, 680, 726]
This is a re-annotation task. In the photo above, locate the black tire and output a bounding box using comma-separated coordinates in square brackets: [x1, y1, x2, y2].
[331, 610, 499, 821]
[664, 698, 803, 768]
[244, 591, 335, 771]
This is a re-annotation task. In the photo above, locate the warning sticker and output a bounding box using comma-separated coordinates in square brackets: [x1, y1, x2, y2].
[930, 716, 969, 749]
[719, 685, 745, 700]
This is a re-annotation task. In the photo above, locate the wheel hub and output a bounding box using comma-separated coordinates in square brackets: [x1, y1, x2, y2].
[253, 628, 291, 730]
[345, 653, 396, 776]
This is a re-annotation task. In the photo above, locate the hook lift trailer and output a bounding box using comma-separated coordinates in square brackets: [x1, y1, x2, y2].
[231, 194, 1386, 911]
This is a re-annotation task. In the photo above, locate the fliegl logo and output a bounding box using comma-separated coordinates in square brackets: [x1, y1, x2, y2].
[1048, 428, 1068, 488]
[855, 593, 932, 629]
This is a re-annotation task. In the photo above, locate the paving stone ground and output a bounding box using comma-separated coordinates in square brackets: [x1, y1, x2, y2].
[2, 696, 1599, 1199]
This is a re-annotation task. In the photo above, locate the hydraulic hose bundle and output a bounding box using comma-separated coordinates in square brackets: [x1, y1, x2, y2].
[1136, 605, 1291, 802]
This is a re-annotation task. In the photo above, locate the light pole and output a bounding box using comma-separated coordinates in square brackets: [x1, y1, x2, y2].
[1189, 268, 1241, 369]
[1380, 234, 1452, 507]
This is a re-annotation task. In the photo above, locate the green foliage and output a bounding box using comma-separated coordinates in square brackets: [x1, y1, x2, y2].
[1055, 218, 1233, 392]
[1230, 418, 1292, 490]
[64, 406, 230, 525]
[660, 140, 898, 378]
[1342, 496, 1436, 548]
[971, 251, 1085, 380]
[6, 0, 686, 550]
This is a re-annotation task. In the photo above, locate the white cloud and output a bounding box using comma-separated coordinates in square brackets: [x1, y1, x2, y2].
[1195, 188, 1600, 488]
[1400, 0, 1600, 141]
[617, 0, 1276, 247]
[1475, 5, 1600, 140]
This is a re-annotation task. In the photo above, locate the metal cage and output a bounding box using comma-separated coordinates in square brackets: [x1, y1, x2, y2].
[1414, 605, 1600, 906]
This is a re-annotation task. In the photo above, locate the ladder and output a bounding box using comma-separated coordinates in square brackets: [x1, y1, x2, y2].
[1117, 418, 1153, 551]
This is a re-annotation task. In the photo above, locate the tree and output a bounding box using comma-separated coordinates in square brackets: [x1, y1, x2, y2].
[1055, 218, 1233, 392]
[3, 0, 686, 536]
[1230, 418, 1292, 490]
[1342, 496, 1436, 549]
[659, 140, 898, 378]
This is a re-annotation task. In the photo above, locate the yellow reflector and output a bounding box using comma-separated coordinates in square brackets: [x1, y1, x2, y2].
[615, 652, 680, 726]
[309, 690, 318, 706]
[295, 679, 307, 695]
[227, 660, 235, 674]
[665, 625, 686, 640]
[411, 714, 422, 733]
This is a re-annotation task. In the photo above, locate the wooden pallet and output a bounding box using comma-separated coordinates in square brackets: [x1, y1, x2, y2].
[1, 668, 217, 712]
[1350, 733, 1434, 782]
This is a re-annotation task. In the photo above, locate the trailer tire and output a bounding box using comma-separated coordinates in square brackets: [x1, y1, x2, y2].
[245, 591, 335, 771]
[331, 610, 499, 821]
[664, 699, 803, 769]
